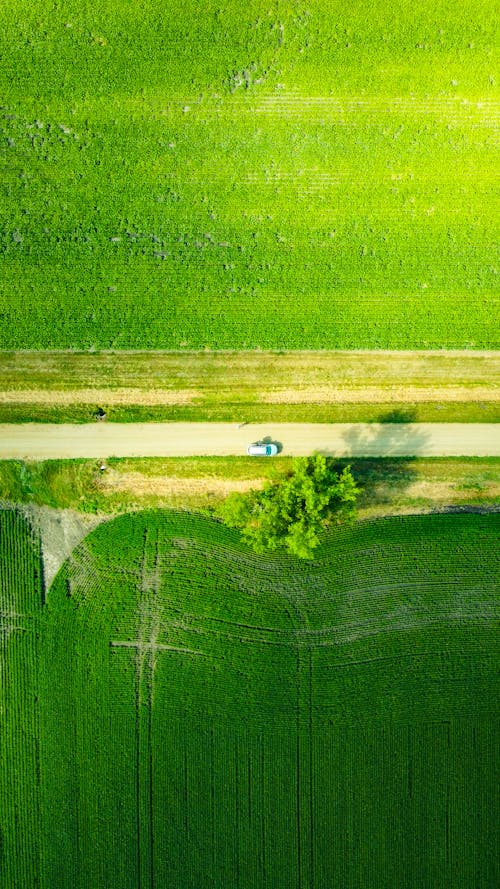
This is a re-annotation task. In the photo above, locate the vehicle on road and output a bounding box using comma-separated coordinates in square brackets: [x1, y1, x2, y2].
[247, 442, 278, 456]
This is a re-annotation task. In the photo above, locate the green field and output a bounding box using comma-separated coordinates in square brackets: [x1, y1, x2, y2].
[0, 510, 44, 888]
[1, 507, 498, 887]
[1, 0, 498, 348]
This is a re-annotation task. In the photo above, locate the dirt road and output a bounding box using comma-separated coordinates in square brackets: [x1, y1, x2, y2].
[1, 423, 499, 459]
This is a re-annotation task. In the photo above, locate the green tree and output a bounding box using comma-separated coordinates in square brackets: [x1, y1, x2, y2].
[219, 455, 359, 559]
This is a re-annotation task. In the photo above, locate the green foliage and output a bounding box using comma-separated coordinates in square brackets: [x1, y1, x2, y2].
[0, 1, 498, 348]
[2, 456, 499, 518]
[221, 455, 359, 557]
[0, 459, 104, 511]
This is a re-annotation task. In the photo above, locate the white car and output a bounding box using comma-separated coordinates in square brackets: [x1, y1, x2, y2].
[247, 442, 278, 456]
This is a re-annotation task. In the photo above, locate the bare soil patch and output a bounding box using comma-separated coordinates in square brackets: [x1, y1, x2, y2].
[375, 479, 500, 503]
[100, 470, 262, 499]
[22, 504, 102, 589]
[0, 388, 201, 406]
[261, 386, 499, 404]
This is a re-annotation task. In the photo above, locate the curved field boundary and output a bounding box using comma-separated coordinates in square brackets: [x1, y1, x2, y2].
[39, 510, 499, 888]
[2, 507, 498, 887]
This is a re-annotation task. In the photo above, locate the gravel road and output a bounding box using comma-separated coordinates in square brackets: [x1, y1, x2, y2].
[1, 423, 499, 459]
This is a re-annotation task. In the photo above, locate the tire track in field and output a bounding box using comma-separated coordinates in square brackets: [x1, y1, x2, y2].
[136, 528, 160, 889]
[121, 528, 206, 888]
[228, 93, 500, 128]
[295, 646, 315, 889]
[111, 527, 163, 889]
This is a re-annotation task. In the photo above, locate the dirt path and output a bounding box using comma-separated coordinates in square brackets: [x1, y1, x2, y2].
[1, 422, 499, 459]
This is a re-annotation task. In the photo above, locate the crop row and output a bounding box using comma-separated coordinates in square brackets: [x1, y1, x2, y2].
[0, 510, 43, 889]
[2, 502, 498, 887]
[42, 511, 498, 734]
[1, 0, 498, 350]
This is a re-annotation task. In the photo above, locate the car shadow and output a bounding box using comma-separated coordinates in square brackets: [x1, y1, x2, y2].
[259, 434, 284, 454]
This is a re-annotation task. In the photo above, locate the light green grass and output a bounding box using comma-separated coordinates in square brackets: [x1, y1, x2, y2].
[2, 508, 498, 886]
[1, 456, 499, 515]
[2, 350, 498, 390]
[1, 350, 498, 423]
[0, 1, 498, 348]
[1, 401, 498, 423]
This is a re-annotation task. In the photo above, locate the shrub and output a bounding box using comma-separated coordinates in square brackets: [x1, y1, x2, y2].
[220, 454, 359, 558]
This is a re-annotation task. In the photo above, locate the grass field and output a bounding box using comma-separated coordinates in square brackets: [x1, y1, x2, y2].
[1, 1, 498, 348]
[1, 350, 499, 423]
[1, 507, 498, 887]
[1, 456, 500, 516]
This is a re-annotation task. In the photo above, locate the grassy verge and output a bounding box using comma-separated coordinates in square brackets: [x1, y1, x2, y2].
[0, 401, 498, 424]
[2, 350, 498, 389]
[2, 351, 497, 422]
[1, 456, 498, 518]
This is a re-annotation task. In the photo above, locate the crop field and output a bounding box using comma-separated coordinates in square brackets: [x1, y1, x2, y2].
[0, 0, 499, 349]
[0, 509, 44, 888]
[1, 507, 498, 887]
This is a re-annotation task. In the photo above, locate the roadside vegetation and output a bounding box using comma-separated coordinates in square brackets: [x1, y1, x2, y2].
[0, 2, 498, 348]
[1, 456, 499, 518]
[2, 401, 498, 424]
[219, 454, 359, 558]
[1, 350, 498, 423]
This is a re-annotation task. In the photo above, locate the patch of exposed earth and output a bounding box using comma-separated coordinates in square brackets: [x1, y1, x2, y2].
[0, 388, 201, 405]
[1, 385, 498, 406]
[260, 386, 499, 403]
[365, 479, 500, 506]
[21, 504, 103, 590]
[100, 469, 261, 498]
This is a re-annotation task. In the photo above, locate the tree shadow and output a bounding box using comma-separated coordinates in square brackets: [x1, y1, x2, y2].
[337, 408, 429, 458]
[377, 407, 418, 424]
[320, 410, 431, 511]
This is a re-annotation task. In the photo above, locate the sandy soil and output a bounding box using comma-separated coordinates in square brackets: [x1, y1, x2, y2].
[260, 386, 499, 404]
[1, 422, 499, 458]
[0, 388, 201, 405]
[1, 385, 497, 405]
[98, 474, 500, 510]
[20, 504, 102, 589]
[101, 470, 262, 498]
